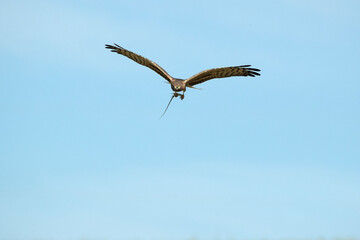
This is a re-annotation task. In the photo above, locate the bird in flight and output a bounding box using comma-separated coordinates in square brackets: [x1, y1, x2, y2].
[105, 43, 261, 117]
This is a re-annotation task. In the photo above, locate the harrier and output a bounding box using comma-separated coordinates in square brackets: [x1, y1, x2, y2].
[105, 44, 261, 116]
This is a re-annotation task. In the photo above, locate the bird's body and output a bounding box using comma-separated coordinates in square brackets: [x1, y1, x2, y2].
[105, 43, 261, 115]
[170, 78, 186, 91]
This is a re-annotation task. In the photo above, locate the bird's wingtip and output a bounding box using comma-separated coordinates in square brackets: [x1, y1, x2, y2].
[105, 43, 124, 50]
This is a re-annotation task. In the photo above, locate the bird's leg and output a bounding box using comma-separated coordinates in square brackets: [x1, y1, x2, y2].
[173, 92, 184, 100]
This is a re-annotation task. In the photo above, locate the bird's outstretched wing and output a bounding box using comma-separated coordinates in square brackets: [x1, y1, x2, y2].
[105, 44, 173, 83]
[185, 65, 261, 87]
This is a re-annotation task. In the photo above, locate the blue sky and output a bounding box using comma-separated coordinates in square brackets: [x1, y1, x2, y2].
[1, 0, 360, 239]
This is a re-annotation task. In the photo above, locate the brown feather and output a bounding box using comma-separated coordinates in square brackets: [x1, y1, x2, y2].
[105, 44, 173, 83]
[185, 65, 261, 87]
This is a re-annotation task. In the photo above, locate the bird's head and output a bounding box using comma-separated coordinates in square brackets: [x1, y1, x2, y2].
[171, 84, 182, 92]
